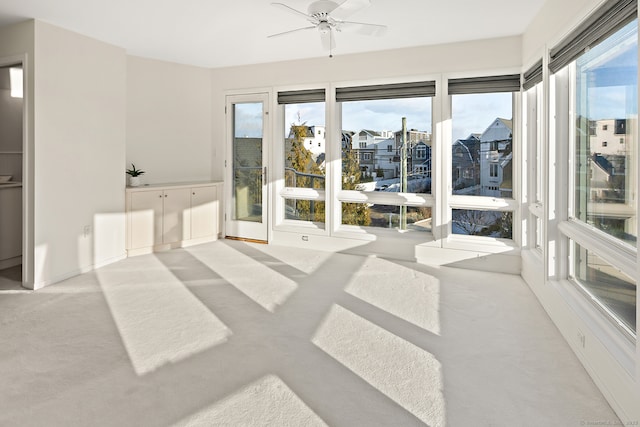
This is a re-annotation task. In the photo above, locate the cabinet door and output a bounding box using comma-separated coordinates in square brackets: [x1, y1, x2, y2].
[130, 190, 163, 249]
[162, 188, 191, 243]
[191, 186, 217, 239]
[0, 187, 22, 260]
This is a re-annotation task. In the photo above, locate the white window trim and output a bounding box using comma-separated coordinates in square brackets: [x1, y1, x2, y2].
[551, 54, 637, 343]
[442, 70, 522, 251]
[273, 84, 331, 236]
[273, 73, 524, 252]
[331, 76, 439, 241]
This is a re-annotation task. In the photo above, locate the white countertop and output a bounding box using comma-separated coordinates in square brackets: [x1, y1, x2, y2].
[126, 180, 222, 191]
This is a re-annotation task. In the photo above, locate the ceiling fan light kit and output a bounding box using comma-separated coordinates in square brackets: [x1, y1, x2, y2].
[268, 0, 387, 57]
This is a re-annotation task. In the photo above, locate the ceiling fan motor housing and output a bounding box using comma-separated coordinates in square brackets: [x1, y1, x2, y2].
[308, 0, 339, 16]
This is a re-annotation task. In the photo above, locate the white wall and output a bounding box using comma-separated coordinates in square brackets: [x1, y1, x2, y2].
[0, 20, 35, 286]
[210, 36, 523, 181]
[33, 21, 127, 288]
[522, 0, 603, 66]
[126, 56, 212, 185]
[521, 0, 640, 422]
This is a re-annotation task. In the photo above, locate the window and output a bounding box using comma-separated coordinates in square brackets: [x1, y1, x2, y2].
[452, 209, 512, 239]
[416, 145, 427, 159]
[571, 241, 636, 336]
[359, 142, 367, 148]
[283, 110, 326, 190]
[573, 20, 637, 247]
[549, 0, 637, 339]
[342, 203, 431, 232]
[284, 199, 325, 223]
[450, 75, 517, 198]
[337, 81, 435, 231]
[279, 89, 326, 226]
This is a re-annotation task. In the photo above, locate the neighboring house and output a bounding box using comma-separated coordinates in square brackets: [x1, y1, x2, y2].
[479, 118, 512, 198]
[341, 130, 355, 150]
[452, 134, 481, 192]
[586, 118, 636, 240]
[375, 137, 397, 178]
[412, 141, 431, 176]
[347, 127, 432, 180]
[352, 129, 395, 178]
[590, 153, 627, 202]
[288, 125, 326, 159]
[394, 129, 432, 178]
[589, 118, 628, 155]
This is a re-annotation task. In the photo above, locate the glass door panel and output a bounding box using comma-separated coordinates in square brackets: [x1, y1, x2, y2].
[226, 94, 269, 241]
[233, 102, 263, 223]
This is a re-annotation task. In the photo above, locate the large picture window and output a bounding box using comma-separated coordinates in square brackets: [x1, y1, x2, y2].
[341, 98, 432, 193]
[337, 81, 435, 232]
[451, 90, 514, 198]
[448, 74, 519, 241]
[573, 20, 637, 247]
[550, 0, 637, 338]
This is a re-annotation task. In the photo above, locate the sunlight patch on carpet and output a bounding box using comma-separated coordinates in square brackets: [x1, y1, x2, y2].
[97, 255, 231, 375]
[186, 243, 298, 312]
[313, 304, 446, 426]
[346, 256, 441, 335]
[172, 375, 327, 427]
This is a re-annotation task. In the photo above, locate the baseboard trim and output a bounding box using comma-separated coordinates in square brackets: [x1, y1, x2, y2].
[225, 236, 268, 244]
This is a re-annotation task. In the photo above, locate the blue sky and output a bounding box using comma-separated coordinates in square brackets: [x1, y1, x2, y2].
[283, 93, 512, 142]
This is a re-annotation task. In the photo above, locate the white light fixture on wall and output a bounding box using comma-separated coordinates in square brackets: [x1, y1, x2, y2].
[9, 67, 23, 98]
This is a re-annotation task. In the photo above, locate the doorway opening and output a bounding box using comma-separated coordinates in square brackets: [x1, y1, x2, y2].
[0, 62, 24, 290]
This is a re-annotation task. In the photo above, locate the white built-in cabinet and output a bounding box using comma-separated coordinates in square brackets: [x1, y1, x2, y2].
[126, 181, 222, 255]
[0, 185, 22, 269]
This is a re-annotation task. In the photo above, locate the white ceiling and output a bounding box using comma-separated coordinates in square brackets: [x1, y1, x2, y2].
[0, 0, 546, 69]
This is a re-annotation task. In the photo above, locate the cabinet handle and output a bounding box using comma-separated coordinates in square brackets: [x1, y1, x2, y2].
[193, 192, 196, 195]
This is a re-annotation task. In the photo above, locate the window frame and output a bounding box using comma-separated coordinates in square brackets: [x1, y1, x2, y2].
[551, 48, 637, 342]
[331, 77, 438, 240]
[523, 76, 545, 255]
[273, 85, 330, 234]
[273, 73, 524, 252]
[443, 71, 522, 252]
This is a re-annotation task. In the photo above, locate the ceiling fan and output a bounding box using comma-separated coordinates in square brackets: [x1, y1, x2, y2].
[268, 0, 387, 54]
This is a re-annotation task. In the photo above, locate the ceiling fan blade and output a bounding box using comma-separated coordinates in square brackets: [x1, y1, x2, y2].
[338, 20, 387, 36]
[331, 0, 371, 20]
[271, 2, 312, 21]
[320, 29, 336, 51]
[268, 26, 316, 38]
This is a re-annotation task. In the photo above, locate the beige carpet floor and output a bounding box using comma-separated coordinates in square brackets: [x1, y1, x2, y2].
[0, 239, 619, 426]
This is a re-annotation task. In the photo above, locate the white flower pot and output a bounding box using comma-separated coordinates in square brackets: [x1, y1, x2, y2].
[128, 176, 141, 187]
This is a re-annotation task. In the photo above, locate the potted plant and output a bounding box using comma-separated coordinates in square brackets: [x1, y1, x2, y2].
[126, 163, 145, 187]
